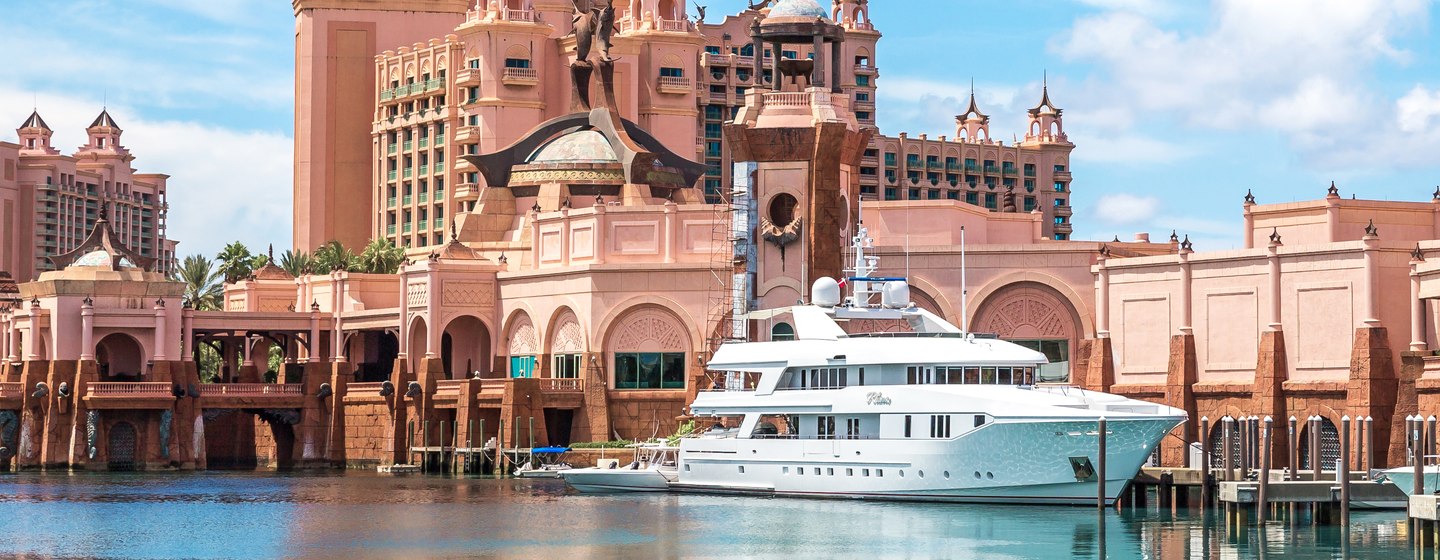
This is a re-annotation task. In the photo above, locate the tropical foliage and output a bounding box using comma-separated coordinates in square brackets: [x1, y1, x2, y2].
[357, 238, 406, 274]
[215, 241, 257, 283]
[312, 240, 359, 273]
[279, 249, 314, 277]
[171, 254, 223, 310]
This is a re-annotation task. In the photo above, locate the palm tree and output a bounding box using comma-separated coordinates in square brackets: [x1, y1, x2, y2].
[172, 254, 223, 310]
[357, 238, 406, 274]
[312, 240, 358, 273]
[215, 241, 256, 283]
[280, 249, 314, 277]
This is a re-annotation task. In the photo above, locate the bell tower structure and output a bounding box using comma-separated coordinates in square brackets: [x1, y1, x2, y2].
[725, 0, 871, 322]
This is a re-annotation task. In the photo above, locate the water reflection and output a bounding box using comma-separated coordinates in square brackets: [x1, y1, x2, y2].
[0, 472, 1419, 559]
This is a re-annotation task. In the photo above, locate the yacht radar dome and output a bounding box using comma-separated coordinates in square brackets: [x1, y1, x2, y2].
[812, 277, 841, 307]
[881, 281, 911, 309]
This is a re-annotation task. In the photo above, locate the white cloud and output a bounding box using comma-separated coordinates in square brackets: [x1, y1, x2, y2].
[1397, 86, 1440, 134]
[1092, 193, 1161, 225]
[1054, 0, 1436, 167]
[0, 89, 292, 258]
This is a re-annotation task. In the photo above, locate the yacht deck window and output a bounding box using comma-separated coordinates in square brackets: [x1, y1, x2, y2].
[817, 415, 836, 439]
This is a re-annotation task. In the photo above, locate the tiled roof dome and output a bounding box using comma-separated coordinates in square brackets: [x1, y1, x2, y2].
[73, 249, 134, 269]
[768, 0, 829, 20]
[528, 130, 619, 164]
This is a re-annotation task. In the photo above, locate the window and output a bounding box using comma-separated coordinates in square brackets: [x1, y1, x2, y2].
[705, 105, 724, 120]
[1054, 198, 1066, 207]
[705, 46, 721, 54]
[660, 67, 684, 77]
[771, 323, 795, 341]
[1054, 216, 1068, 225]
[614, 352, 686, 389]
[856, 92, 870, 102]
[510, 355, 537, 378]
[1024, 197, 1036, 212]
[930, 415, 952, 438]
[553, 354, 582, 378]
[705, 123, 723, 138]
[856, 75, 870, 86]
[817, 415, 836, 439]
[1056, 233, 1069, 240]
[845, 418, 862, 439]
[904, 415, 912, 438]
[856, 111, 871, 120]
[504, 58, 532, 68]
[1054, 182, 1067, 192]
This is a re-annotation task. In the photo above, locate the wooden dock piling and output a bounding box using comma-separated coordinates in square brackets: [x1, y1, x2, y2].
[1097, 416, 1107, 511]
[1287, 416, 1298, 482]
[1258, 417, 1272, 526]
[1200, 416, 1211, 507]
[1338, 416, 1350, 527]
[1223, 416, 1235, 483]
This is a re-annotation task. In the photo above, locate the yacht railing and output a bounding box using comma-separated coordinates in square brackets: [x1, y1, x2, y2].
[752, 434, 879, 440]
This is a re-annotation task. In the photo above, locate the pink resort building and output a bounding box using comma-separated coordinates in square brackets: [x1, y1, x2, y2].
[0, 110, 176, 282]
[2, 0, 1436, 475]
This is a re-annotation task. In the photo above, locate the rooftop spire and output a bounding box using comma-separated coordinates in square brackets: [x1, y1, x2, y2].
[89, 108, 120, 130]
[19, 110, 50, 131]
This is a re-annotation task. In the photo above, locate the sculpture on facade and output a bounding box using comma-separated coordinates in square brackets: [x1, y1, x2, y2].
[570, 0, 616, 111]
[159, 409, 173, 459]
[694, 2, 707, 23]
[85, 410, 99, 460]
[0, 410, 18, 459]
[759, 216, 803, 262]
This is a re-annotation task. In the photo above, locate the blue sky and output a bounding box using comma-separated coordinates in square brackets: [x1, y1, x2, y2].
[2, 0, 1438, 257]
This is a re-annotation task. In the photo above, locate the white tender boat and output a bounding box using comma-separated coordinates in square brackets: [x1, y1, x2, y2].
[1381, 465, 1440, 496]
[560, 444, 679, 492]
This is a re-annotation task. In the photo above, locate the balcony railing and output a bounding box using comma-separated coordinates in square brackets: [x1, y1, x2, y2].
[88, 382, 173, 397]
[542, 378, 584, 392]
[659, 18, 690, 32]
[658, 76, 691, 94]
[504, 8, 535, 21]
[0, 382, 22, 398]
[199, 384, 302, 396]
[502, 67, 538, 85]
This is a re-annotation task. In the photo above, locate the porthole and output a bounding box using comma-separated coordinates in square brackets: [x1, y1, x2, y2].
[986, 472, 994, 479]
[899, 470, 905, 477]
[973, 471, 981, 479]
[685, 464, 691, 472]
[738, 466, 745, 474]
[943, 471, 950, 479]
[918, 470, 924, 478]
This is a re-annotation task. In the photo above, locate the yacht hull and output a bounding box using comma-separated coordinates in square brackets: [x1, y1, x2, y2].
[676, 416, 1181, 506]
[561, 468, 674, 493]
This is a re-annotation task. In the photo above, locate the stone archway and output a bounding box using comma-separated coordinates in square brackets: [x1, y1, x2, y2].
[972, 282, 1082, 383]
[442, 315, 491, 378]
[96, 333, 145, 380]
[506, 313, 538, 378]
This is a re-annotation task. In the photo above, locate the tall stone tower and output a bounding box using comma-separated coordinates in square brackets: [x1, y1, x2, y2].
[292, 0, 469, 252]
[724, 0, 871, 319]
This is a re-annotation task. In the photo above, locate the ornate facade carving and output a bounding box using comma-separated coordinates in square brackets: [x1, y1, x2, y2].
[974, 282, 1077, 340]
[85, 410, 99, 459]
[552, 312, 586, 353]
[406, 281, 429, 308]
[441, 281, 496, 308]
[612, 308, 687, 352]
[508, 314, 538, 355]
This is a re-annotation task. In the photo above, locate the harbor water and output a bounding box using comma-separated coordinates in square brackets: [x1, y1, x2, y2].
[0, 471, 1416, 559]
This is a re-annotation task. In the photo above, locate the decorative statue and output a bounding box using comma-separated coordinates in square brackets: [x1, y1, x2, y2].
[571, 0, 615, 64]
[759, 216, 803, 262]
[159, 409, 173, 459]
[0, 410, 18, 459]
[85, 410, 99, 460]
[694, 2, 706, 23]
[748, 0, 772, 10]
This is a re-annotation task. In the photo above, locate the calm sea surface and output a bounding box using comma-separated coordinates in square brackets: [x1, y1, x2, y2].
[0, 471, 1417, 559]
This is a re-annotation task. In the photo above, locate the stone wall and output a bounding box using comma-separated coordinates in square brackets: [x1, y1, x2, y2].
[341, 400, 394, 467]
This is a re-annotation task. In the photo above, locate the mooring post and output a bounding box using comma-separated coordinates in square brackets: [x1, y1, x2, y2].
[1416, 417, 1425, 497]
[1296, 414, 1307, 480]
[1239, 416, 1250, 480]
[1339, 416, 1350, 527]
[1258, 417, 1272, 526]
[476, 419, 484, 474]
[498, 418, 505, 475]
[1309, 416, 1321, 482]
[528, 416, 535, 452]
[1159, 471, 1173, 509]
[439, 420, 447, 473]
[422, 419, 430, 472]
[1200, 416, 1211, 507]
[1364, 416, 1373, 474]
[1097, 416, 1107, 511]
[408, 420, 416, 466]
[1223, 417, 1234, 483]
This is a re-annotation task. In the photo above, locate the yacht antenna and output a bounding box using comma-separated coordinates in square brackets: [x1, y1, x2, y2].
[961, 225, 968, 333]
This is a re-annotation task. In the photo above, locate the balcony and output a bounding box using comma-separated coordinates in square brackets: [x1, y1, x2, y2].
[709, 89, 728, 102]
[1055, 205, 1073, 217]
[418, 192, 429, 203]
[454, 125, 479, 143]
[1054, 171, 1073, 182]
[456, 68, 481, 86]
[659, 18, 691, 32]
[419, 137, 429, 149]
[926, 161, 943, 170]
[387, 197, 397, 208]
[503, 8, 535, 22]
[403, 195, 412, 206]
[1024, 168, 1036, 177]
[84, 382, 177, 409]
[387, 170, 398, 182]
[403, 140, 413, 151]
[418, 164, 429, 176]
[735, 55, 755, 67]
[541, 378, 585, 392]
[403, 223, 412, 234]
[387, 143, 397, 155]
[434, 218, 446, 230]
[703, 52, 730, 66]
[387, 224, 396, 235]
[403, 168, 413, 179]
[502, 67, 538, 86]
[455, 182, 481, 200]
[854, 63, 876, 74]
[658, 76, 692, 94]
[1002, 167, 1017, 176]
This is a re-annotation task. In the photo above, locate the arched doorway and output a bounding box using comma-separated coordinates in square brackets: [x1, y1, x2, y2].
[408, 317, 429, 373]
[506, 313, 537, 378]
[972, 282, 1082, 383]
[1299, 417, 1341, 470]
[108, 421, 138, 470]
[442, 316, 491, 378]
[96, 333, 145, 380]
[548, 309, 586, 379]
[608, 306, 689, 390]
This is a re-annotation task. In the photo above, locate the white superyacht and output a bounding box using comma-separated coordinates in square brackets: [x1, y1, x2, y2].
[571, 227, 1187, 505]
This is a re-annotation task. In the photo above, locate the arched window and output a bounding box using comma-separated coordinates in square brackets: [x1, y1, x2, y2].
[771, 323, 795, 342]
